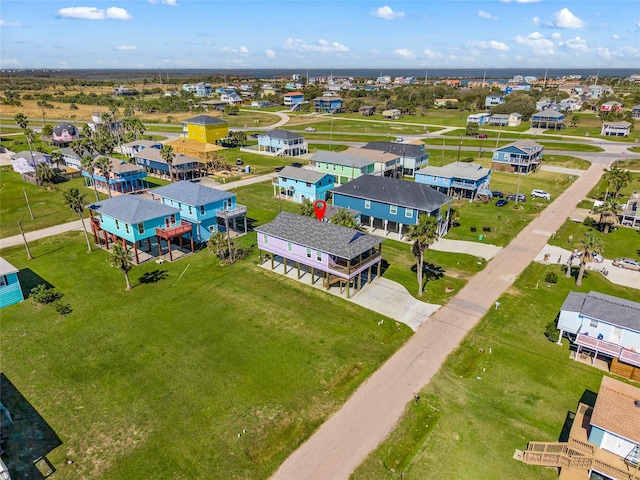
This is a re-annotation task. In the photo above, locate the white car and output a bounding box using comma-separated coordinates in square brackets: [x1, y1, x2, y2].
[304, 127, 316, 132]
[531, 189, 551, 200]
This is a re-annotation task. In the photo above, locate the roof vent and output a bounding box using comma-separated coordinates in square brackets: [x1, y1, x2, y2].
[635, 400, 640, 408]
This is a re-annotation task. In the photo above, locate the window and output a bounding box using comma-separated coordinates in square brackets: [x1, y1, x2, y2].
[390, 205, 398, 215]
[137, 223, 144, 234]
[125, 224, 130, 234]
[316, 251, 322, 261]
[306, 182, 311, 187]
[287, 242, 293, 252]
[405, 208, 414, 218]
[170, 214, 176, 224]
[589, 319, 598, 328]
[115, 219, 120, 230]
[188, 206, 192, 215]
[209, 225, 215, 233]
[263, 234, 268, 244]
[306, 248, 312, 258]
[0, 275, 6, 287]
[364, 200, 371, 209]
[200, 205, 205, 215]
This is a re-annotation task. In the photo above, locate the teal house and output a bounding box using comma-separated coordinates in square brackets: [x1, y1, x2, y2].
[272, 166, 334, 204]
[0, 257, 24, 309]
[150, 180, 247, 242]
[310, 150, 375, 186]
[87, 195, 194, 263]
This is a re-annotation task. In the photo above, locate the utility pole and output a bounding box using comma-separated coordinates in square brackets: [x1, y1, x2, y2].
[23, 188, 35, 219]
[18, 221, 33, 260]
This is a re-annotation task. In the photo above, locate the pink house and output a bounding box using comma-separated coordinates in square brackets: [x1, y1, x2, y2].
[52, 122, 80, 145]
[255, 211, 383, 298]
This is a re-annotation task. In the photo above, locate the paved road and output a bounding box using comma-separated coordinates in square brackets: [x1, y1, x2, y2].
[271, 162, 606, 480]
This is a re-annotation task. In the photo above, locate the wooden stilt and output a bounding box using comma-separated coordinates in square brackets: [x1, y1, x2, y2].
[168, 238, 173, 261]
[297, 262, 300, 279]
[157, 236, 162, 257]
[133, 242, 139, 264]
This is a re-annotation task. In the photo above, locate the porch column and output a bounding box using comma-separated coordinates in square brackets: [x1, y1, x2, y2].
[283, 257, 287, 274]
[157, 236, 162, 257]
[384, 219, 388, 237]
[368, 264, 372, 284]
[147, 237, 152, 252]
[557, 329, 564, 346]
[103, 230, 109, 247]
[168, 238, 173, 261]
[190, 236, 195, 253]
[311, 266, 315, 285]
[259, 249, 263, 262]
[244, 216, 247, 234]
[346, 278, 350, 298]
[133, 242, 139, 264]
[297, 262, 301, 279]
[271, 254, 274, 270]
[369, 216, 374, 231]
[398, 223, 403, 240]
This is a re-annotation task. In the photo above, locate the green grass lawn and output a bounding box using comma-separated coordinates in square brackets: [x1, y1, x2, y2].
[586, 171, 640, 201]
[0, 170, 109, 238]
[548, 220, 640, 260]
[337, 110, 469, 127]
[304, 118, 428, 135]
[422, 137, 603, 153]
[352, 261, 638, 480]
[1, 232, 412, 479]
[612, 158, 640, 170]
[446, 171, 575, 246]
[540, 154, 591, 170]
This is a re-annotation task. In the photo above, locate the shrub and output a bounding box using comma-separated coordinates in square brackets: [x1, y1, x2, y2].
[470, 226, 477, 232]
[545, 271, 558, 284]
[482, 226, 491, 232]
[545, 320, 560, 342]
[54, 302, 72, 315]
[583, 217, 598, 228]
[30, 284, 62, 305]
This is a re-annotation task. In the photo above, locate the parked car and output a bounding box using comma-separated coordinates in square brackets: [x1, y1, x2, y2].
[573, 250, 604, 263]
[290, 162, 303, 168]
[507, 193, 526, 202]
[531, 189, 551, 200]
[395, 136, 404, 143]
[495, 199, 508, 207]
[476, 134, 488, 139]
[612, 258, 640, 271]
[274, 166, 285, 172]
[304, 127, 316, 132]
[235, 158, 244, 166]
[250, 133, 259, 139]
[492, 191, 504, 198]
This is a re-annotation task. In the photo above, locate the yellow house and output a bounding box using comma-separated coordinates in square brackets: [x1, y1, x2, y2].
[181, 115, 228, 144]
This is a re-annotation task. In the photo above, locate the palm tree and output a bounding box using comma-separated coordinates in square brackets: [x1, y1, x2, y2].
[575, 232, 604, 287]
[160, 145, 176, 182]
[95, 156, 113, 197]
[207, 232, 228, 259]
[63, 187, 92, 253]
[82, 155, 100, 202]
[234, 131, 247, 147]
[299, 199, 315, 217]
[109, 242, 133, 290]
[610, 168, 632, 200]
[595, 198, 621, 234]
[14, 112, 28, 130]
[70, 139, 86, 160]
[35, 162, 55, 186]
[406, 214, 439, 297]
[331, 208, 358, 228]
[50, 151, 63, 170]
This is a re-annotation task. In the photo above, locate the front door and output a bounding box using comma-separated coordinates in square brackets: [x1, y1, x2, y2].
[608, 326, 623, 344]
[165, 218, 170, 228]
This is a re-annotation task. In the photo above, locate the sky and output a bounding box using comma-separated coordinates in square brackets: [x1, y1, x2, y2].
[1, 0, 639, 70]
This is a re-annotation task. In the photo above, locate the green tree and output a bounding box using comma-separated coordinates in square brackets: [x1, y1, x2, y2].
[595, 198, 621, 234]
[95, 156, 113, 197]
[465, 122, 478, 136]
[575, 232, 603, 287]
[14, 112, 28, 130]
[406, 214, 439, 297]
[35, 162, 55, 186]
[109, 242, 133, 290]
[63, 187, 92, 252]
[160, 145, 176, 182]
[299, 199, 315, 217]
[207, 231, 228, 259]
[330, 208, 358, 229]
[570, 116, 581, 128]
[42, 124, 54, 137]
[82, 154, 100, 202]
[50, 151, 64, 169]
[609, 167, 632, 200]
[23, 128, 37, 162]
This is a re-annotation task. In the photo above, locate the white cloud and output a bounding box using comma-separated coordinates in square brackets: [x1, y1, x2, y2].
[466, 40, 510, 51]
[239, 46, 249, 55]
[0, 58, 20, 68]
[423, 49, 441, 59]
[222, 46, 249, 55]
[478, 11, 498, 20]
[148, 0, 178, 5]
[370, 49, 380, 55]
[372, 6, 405, 20]
[551, 32, 561, 39]
[514, 31, 554, 55]
[57, 6, 133, 20]
[393, 48, 415, 59]
[0, 19, 21, 27]
[532, 16, 540, 25]
[554, 8, 585, 29]
[116, 45, 137, 51]
[283, 38, 350, 53]
[597, 47, 611, 59]
[563, 36, 588, 51]
[265, 49, 276, 59]
[612, 34, 619, 40]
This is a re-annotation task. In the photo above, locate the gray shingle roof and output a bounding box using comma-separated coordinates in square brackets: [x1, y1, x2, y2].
[182, 115, 227, 126]
[362, 141, 426, 158]
[496, 140, 543, 154]
[532, 110, 565, 118]
[255, 211, 382, 259]
[561, 291, 640, 331]
[310, 150, 374, 168]
[259, 129, 303, 140]
[416, 162, 491, 181]
[134, 148, 201, 166]
[333, 175, 452, 212]
[150, 180, 233, 206]
[343, 147, 399, 164]
[278, 166, 332, 184]
[87, 195, 179, 225]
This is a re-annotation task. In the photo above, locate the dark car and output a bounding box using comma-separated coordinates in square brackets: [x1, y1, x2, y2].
[250, 133, 259, 139]
[290, 162, 303, 168]
[476, 134, 488, 139]
[495, 199, 508, 207]
[274, 166, 285, 172]
[492, 190, 504, 198]
[507, 193, 526, 202]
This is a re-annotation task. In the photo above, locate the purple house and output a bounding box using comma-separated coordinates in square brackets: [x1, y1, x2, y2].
[255, 211, 383, 298]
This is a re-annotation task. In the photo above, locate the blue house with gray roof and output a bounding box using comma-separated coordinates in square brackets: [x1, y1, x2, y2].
[272, 166, 334, 204]
[150, 180, 247, 241]
[415, 162, 492, 200]
[87, 195, 194, 263]
[257, 130, 308, 157]
[0, 257, 24, 309]
[332, 175, 452, 238]
[557, 291, 640, 374]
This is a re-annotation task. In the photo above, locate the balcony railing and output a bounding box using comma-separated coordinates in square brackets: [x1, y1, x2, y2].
[576, 333, 623, 356]
[451, 180, 478, 190]
[328, 251, 381, 275]
[620, 349, 640, 368]
[216, 205, 248, 220]
[156, 220, 192, 239]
